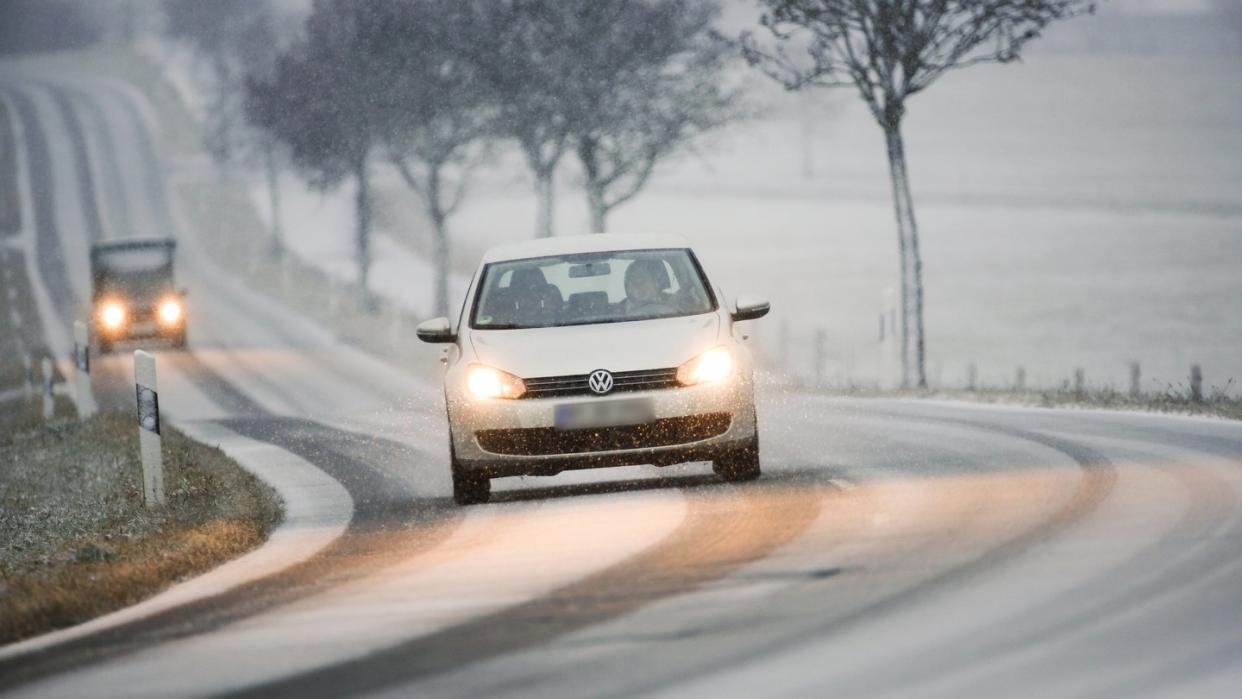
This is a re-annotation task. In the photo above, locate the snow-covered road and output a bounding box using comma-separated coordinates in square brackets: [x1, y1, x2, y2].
[1, 74, 1242, 698]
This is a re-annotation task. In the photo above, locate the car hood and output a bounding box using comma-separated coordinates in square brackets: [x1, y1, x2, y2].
[468, 313, 721, 378]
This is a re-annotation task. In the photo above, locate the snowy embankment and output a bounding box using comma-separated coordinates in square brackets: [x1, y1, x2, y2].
[157, 39, 1242, 394]
[247, 176, 471, 320]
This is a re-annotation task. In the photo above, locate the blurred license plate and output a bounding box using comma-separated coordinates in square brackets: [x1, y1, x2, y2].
[555, 398, 654, 431]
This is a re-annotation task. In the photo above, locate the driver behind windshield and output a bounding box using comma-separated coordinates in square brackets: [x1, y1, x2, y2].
[623, 258, 675, 315]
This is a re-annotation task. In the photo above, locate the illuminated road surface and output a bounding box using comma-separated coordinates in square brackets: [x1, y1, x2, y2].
[1, 73, 1241, 698]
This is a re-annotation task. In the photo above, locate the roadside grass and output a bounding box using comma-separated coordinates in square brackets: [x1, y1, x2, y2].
[0, 409, 282, 645]
[0, 52, 282, 646]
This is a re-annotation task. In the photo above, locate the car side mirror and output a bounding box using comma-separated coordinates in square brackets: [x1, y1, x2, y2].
[416, 317, 455, 343]
[732, 295, 770, 322]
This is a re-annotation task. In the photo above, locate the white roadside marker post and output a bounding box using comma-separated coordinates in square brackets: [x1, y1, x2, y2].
[134, 350, 165, 506]
[73, 320, 97, 418]
[40, 357, 53, 419]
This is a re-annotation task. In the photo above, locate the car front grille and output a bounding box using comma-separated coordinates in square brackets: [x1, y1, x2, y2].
[475, 412, 732, 456]
[521, 367, 680, 399]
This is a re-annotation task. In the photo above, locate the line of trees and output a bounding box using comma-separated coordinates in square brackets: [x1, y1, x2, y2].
[238, 0, 737, 315]
[166, 0, 1097, 388]
[164, 0, 294, 258]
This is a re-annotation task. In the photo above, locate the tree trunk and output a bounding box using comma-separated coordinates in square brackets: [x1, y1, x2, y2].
[576, 137, 608, 234]
[428, 168, 451, 318]
[263, 139, 284, 259]
[587, 184, 607, 234]
[535, 170, 555, 238]
[883, 124, 927, 389]
[354, 154, 372, 309]
[430, 214, 450, 317]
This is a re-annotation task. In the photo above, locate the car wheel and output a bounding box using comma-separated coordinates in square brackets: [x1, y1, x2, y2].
[98, 339, 112, 355]
[450, 444, 490, 506]
[172, 329, 188, 350]
[713, 434, 761, 482]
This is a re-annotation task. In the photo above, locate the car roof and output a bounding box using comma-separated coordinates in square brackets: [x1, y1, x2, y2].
[480, 234, 692, 264]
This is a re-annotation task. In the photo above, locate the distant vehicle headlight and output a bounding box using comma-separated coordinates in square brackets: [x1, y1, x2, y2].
[467, 364, 526, 400]
[100, 302, 126, 329]
[158, 298, 183, 324]
[676, 346, 734, 386]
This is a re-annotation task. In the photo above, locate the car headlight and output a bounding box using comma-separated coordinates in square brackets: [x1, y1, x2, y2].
[158, 298, 183, 324]
[100, 302, 126, 329]
[466, 364, 526, 399]
[677, 346, 734, 386]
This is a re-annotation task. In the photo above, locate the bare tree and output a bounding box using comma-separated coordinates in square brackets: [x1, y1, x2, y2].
[375, 0, 493, 318]
[454, 1, 574, 238]
[164, 0, 292, 257]
[561, 0, 739, 234]
[244, 0, 390, 306]
[741, 0, 1094, 388]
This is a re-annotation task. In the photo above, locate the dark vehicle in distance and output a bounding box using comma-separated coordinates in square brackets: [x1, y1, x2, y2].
[90, 238, 187, 353]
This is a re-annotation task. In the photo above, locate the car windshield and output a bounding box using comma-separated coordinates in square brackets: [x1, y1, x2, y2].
[471, 248, 715, 329]
[92, 245, 176, 301]
[94, 246, 173, 274]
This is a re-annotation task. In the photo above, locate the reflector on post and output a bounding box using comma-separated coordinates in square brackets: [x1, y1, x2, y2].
[134, 350, 165, 506]
[73, 320, 97, 418]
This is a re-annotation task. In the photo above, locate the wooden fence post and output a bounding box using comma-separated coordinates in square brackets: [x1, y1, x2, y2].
[40, 357, 53, 419]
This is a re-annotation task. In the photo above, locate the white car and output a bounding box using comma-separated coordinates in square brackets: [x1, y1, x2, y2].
[417, 234, 770, 505]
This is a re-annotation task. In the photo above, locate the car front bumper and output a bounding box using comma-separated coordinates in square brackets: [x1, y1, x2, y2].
[96, 309, 184, 341]
[447, 376, 757, 478]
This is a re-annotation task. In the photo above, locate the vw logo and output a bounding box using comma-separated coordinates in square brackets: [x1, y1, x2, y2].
[587, 369, 614, 395]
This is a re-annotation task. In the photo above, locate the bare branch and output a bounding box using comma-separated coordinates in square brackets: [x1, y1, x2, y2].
[742, 0, 1096, 124]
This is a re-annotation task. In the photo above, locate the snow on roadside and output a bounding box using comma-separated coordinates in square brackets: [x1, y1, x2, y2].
[248, 177, 471, 319]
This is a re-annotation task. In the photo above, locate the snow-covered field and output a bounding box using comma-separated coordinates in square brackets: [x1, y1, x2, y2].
[246, 48, 1241, 394]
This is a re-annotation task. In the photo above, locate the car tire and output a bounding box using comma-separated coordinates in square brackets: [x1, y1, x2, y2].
[450, 444, 490, 506]
[98, 339, 112, 355]
[713, 433, 761, 482]
[172, 329, 188, 350]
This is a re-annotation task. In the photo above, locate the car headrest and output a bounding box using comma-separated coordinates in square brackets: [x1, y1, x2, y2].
[510, 267, 550, 292]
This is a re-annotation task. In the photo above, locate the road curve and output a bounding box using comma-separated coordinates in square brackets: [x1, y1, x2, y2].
[0, 69, 1240, 699]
